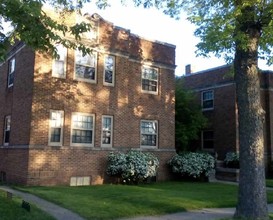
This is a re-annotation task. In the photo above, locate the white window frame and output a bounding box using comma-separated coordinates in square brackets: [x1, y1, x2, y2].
[101, 115, 113, 148]
[52, 45, 67, 78]
[202, 90, 214, 110]
[74, 50, 97, 83]
[48, 110, 64, 146]
[202, 130, 214, 150]
[103, 55, 115, 86]
[70, 112, 95, 147]
[3, 115, 11, 146]
[8, 57, 15, 88]
[141, 66, 159, 95]
[140, 120, 158, 148]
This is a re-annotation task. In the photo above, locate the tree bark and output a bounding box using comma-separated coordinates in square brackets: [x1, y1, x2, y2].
[234, 18, 268, 219]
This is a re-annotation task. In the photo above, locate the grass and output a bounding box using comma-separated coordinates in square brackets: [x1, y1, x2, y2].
[267, 179, 273, 188]
[0, 190, 55, 220]
[15, 181, 273, 220]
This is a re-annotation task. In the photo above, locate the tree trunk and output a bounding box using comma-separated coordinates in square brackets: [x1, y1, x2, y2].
[234, 21, 268, 219]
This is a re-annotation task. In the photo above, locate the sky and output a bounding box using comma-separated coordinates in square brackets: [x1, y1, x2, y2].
[83, 1, 273, 76]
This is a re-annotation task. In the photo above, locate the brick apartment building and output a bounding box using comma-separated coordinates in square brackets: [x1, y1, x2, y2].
[0, 12, 176, 186]
[181, 64, 273, 169]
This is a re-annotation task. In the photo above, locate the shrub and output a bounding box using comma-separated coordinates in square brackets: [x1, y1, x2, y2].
[106, 150, 159, 184]
[168, 152, 215, 179]
[224, 152, 239, 168]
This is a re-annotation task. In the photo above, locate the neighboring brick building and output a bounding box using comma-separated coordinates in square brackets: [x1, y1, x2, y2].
[0, 12, 176, 186]
[181, 64, 273, 169]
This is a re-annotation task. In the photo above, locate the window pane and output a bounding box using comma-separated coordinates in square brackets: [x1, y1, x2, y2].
[76, 65, 95, 80]
[104, 70, 113, 83]
[54, 61, 65, 76]
[141, 134, 156, 146]
[76, 51, 95, 67]
[5, 117, 11, 130]
[105, 56, 114, 70]
[4, 131, 10, 144]
[141, 121, 156, 134]
[56, 45, 66, 61]
[73, 115, 93, 129]
[203, 131, 214, 149]
[142, 67, 158, 92]
[9, 58, 15, 74]
[50, 128, 61, 142]
[72, 129, 92, 144]
[102, 131, 111, 144]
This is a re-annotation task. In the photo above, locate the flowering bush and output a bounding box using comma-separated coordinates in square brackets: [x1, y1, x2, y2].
[106, 151, 159, 184]
[224, 152, 239, 168]
[168, 152, 215, 179]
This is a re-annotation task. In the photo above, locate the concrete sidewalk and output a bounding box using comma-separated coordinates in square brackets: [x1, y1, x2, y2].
[121, 205, 273, 220]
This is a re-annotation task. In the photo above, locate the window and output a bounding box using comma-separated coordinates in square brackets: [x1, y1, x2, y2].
[8, 57, 15, 88]
[202, 90, 214, 110]
[52, 45, 67, 78]
[103, 55, 115, 86]
[75, 50, 97, 83]
[202, 130, 214, 149]
[71, 113, 94, 147]
[140, 120, 158, 147]
[49, 110, 64, 146]
[101, 115, 113, 147]
[141, 66, 158, 94]
[3, 116, 11, 146]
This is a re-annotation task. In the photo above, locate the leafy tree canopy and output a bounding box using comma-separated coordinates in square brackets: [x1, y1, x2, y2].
[0, 0, 107, 60]
[98, 0, 273, 66]
[175, 78, 207, 152]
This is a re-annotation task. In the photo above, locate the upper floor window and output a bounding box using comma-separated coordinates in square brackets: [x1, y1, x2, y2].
[52, 45, 67, 78]
[140, 120, 158, 148]
[202, 90, 214, 110]
[101, 115, 113, 147]
[75, 50, 97, 83]
[3, 115, 11, 146]
[202, 130, 214, 150]
[8, 57, 15, 88]
[71, 113, 94, 147]
[103, 55, 115, 86]
[141, 66, 158, 94]
[49, 110, 64, 146]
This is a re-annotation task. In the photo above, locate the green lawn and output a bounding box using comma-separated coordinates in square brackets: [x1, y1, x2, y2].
[15, 181, 273, 220]
[267, 179, 273, 188]
[0, 190, 55, 220]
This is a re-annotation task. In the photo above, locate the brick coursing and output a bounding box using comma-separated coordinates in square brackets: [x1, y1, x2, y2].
[182, 65, 273, 167]
[0, 12, 175, 185]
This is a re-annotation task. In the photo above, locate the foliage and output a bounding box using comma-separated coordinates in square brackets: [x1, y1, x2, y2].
[106, 150, 159, 184]
[224, 152, 240, 168]
[168, 152, 215, 179]
[175, 78, 207, 152]
[0, 0, 109, 60]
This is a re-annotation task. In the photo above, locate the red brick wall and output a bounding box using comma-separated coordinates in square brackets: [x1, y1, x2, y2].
[0, 44, 34, 146]
[0, 13, 176, 185]
[182, 66, 273, 164]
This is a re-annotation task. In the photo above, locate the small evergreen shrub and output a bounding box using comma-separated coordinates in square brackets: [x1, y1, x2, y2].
[168, 152, 215, 179]
[106, 150, 159, 184]
[224, 152, 239, 168]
